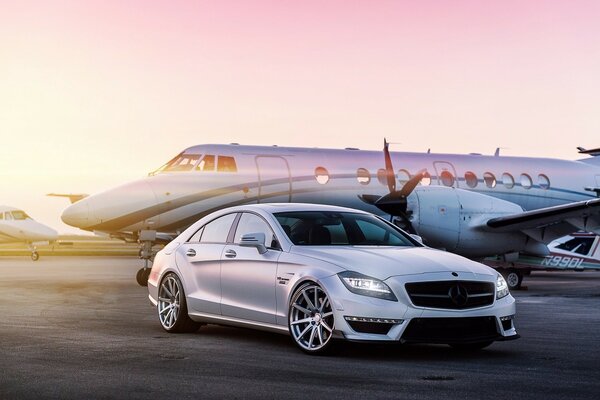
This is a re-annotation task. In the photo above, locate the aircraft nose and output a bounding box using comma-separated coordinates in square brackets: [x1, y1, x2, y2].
[44, 226, 59, 241]
[61, 199, 92, 228]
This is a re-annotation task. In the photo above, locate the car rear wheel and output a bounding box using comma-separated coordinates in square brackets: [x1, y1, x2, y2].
[288, 282, 335, 354]
[158, 273, 201, 333]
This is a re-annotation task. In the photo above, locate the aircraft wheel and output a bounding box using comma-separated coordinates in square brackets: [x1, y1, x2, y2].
[504, 269, 523, 290]
[136, 268, 150, 287]
[31, 251, 40, 261]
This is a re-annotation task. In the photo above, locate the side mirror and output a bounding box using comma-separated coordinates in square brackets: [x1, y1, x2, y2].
[240, 232, 268, 254]
[410, 234, 424, 244]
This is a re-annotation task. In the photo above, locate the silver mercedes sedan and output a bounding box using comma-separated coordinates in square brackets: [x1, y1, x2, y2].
[147, 203, 519, 354]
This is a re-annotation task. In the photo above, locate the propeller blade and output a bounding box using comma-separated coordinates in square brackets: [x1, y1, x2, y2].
[400, 168, 426, 197]
[358, 194, 381, 205]
[383, 138, 396, 193]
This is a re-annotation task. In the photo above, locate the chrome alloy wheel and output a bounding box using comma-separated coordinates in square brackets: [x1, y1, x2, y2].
[158, 274, 182, 330]
[289, 283, 335, 353]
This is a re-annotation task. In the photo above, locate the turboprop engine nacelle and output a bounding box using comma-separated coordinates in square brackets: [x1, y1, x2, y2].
[408, 186, 533, 258]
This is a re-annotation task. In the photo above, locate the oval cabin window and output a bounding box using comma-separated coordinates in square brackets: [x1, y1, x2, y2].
[502, 173, 515, 189]
[420, 171, 431, 186]
[440, 170, 455, 187]
[464, 171, 478, 188]
[356, 168, 371, 185]
[520, 174, 533, 189]
[483, 172, 496, 188]
[538, 174, 550, 189]
[314, 167, 330, 184]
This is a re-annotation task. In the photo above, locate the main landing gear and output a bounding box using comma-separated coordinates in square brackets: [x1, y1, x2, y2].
[500, 268, 527, 290]
[136, 230, 157, 287]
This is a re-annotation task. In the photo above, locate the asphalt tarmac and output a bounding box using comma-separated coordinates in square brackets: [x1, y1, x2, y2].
[1, 257, 599, 399]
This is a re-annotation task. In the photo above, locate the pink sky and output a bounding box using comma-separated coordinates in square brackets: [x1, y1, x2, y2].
[2, 0, 600, 232]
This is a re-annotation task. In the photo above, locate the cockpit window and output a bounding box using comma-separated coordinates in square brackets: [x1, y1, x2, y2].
[197, 155, 215, 171]
[556, 237, 594, 256]
[11, 211, 30, 220]
[5, 211, 29, 220]
[151, 152, 201, 174]
[217, 156, 237, 172]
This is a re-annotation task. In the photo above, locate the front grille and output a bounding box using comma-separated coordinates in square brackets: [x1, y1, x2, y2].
[405, 280, 494, 309]
[401, 317, 499, 344]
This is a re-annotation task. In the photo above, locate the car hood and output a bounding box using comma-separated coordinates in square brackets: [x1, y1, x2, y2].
[289, 246, 495, 280]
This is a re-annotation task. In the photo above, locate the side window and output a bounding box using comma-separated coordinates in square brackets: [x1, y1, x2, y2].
[217, 156, 237, 172]
[197, 155, 215, 172]
[188, 227, 204, 243]
[199, 213, 237, 243]
[556, 237, 594, 256]
[0, 213, 3, 220]
[234, 213, 279, 249]
[4, 212, 12, 220]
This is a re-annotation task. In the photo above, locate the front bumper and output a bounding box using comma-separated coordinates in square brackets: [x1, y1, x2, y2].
[320, 272, 519, 344]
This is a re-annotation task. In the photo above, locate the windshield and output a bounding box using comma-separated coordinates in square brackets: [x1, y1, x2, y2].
[149, 152, 201, 175]
[274, 211, 416, 246]
[10, 211, 30, 220]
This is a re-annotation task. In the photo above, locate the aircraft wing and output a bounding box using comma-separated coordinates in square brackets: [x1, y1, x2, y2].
[47, 193, 89, 204]
[484, 198, 600, 243]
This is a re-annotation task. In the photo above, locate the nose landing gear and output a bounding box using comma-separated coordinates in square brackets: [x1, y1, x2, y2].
[28, 243, 40, 261]
[136, 230, 157, 287]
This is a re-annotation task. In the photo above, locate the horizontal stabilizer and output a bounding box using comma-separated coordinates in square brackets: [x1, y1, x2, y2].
[47, 193, 89, 204]
[577, 146, 600, 156]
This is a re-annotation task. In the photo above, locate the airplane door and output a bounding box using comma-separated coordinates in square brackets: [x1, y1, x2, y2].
[433, 162, 459, 188]
[256, 156, 292, 203]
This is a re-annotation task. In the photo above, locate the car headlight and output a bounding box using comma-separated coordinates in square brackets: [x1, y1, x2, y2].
[496, 274, 509, 299]
[338, 271, 397, 301]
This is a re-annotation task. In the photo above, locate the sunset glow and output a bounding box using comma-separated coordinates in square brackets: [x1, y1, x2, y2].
[2, 0, 600, 232]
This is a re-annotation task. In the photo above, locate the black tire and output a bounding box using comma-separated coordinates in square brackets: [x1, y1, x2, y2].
[136, 268, 149, 287]
[288, 282, 336, 355]
[31, 252, 39, 261]
[450, 341, 493, 351]
[503, 269, 523, 290]
[157, 273, 201, 333]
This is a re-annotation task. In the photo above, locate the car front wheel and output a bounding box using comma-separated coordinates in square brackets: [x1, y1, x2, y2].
[288, 282, 335, 354]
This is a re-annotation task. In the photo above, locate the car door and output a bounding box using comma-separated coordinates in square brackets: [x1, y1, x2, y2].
[220, 212, 281, 324]
[175, 213, 238, 316]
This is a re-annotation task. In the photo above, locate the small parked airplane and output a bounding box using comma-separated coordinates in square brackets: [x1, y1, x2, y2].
[485, 232, 600, 289]
[0, 205, 58, 260]
[59, 141, 600, 285]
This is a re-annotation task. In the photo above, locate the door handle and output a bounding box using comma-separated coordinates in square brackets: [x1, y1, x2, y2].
[186, 249, 196, 257]
[224, 249, 237, 258]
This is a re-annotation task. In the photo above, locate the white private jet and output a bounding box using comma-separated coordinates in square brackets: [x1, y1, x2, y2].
[0, 205, 58, 260]
[60, 141, 600, 285]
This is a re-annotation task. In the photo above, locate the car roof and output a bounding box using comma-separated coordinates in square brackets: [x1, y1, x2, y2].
[225, 203, 370, 215]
